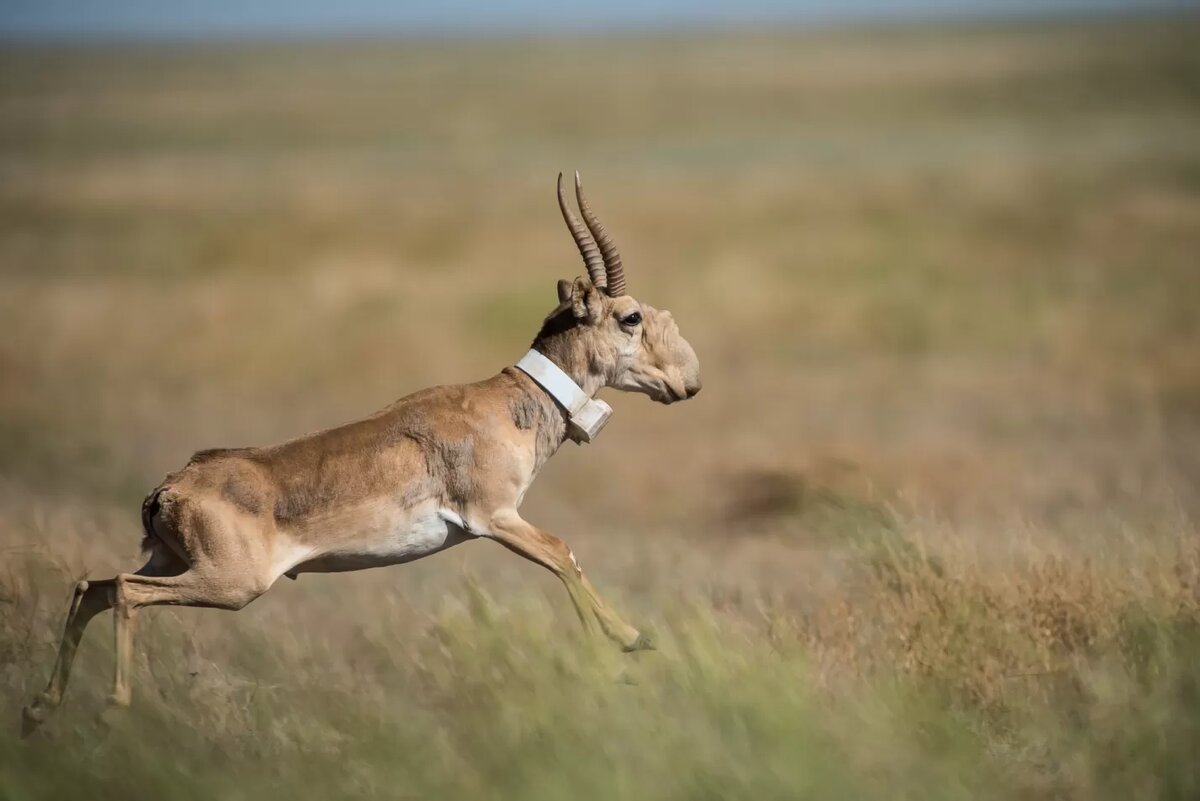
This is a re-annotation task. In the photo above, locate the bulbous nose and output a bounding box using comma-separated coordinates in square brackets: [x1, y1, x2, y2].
[675, 334, 701, 400]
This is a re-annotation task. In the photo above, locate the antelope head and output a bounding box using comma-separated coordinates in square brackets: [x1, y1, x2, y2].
[534, 172, 701, 405]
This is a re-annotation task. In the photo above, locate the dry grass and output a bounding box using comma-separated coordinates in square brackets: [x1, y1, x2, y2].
[1, 15, 1200, 800]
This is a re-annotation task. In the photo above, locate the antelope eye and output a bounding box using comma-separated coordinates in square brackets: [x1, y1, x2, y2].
[620, 311, 642, 327]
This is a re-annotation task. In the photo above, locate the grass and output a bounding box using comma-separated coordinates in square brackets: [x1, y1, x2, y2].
[2, 14, 1200, 801]
[3, 521, 1198, 800]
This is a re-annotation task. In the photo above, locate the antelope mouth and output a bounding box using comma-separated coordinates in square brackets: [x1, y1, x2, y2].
[658, 378, 700, 404]
[658, 384, 684, 405]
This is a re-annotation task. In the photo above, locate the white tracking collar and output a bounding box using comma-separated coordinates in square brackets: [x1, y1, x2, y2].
[515, 349, 612, 444]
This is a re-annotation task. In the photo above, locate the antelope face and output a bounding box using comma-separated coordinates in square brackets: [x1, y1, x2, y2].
[605, 295, 701, 404]
[555, 278, 701, 404]
[552, 171, 700, 405]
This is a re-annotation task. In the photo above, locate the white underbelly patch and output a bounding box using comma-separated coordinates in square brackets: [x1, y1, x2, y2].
[280, 504, 482, 576]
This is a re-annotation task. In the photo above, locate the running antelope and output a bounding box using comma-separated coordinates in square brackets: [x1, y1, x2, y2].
[23, 172, 701, 733]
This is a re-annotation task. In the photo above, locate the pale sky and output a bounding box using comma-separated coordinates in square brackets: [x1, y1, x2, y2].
[0, 0, 1194, 40]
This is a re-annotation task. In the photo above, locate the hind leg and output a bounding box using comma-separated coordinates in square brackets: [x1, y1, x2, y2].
[109, 567, 270, 708]
[22, 578, 117, 734]
[22, 544, 187, 735]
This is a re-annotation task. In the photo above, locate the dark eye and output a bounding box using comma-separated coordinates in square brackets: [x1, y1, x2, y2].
[620, 311, 642, 327]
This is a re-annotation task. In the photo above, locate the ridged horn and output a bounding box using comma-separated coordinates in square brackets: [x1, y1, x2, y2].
[557, 172, 606, 289]
[574, 171, 626, 297]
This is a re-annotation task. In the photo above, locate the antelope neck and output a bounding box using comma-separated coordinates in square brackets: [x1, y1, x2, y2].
[514, 349, 612, 444]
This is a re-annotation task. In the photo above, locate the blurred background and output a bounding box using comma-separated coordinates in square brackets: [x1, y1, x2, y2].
[2, 2, 1199, 799]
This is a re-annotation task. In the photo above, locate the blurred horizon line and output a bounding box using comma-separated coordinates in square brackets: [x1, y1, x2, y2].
[1, 1, 1196, 46]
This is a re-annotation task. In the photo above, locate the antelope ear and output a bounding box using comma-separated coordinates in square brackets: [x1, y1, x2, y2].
[570, 276, 603, 323]
[556, 279, 572, 304]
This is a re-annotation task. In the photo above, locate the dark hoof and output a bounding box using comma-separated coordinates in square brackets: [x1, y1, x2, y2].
[622, 632, 655, 653]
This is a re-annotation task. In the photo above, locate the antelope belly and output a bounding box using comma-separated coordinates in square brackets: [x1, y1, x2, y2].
[281, 503, 472, 575]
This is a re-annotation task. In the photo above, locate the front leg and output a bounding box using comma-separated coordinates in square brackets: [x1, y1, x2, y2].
[486, 508, 652, 651]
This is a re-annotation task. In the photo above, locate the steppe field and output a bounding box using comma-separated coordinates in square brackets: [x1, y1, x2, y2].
[2, 16, 1200, 800]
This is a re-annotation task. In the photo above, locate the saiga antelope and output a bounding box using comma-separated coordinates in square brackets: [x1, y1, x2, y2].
[23, 173, 701, 734]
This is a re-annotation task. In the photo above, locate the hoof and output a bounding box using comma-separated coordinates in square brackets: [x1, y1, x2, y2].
[621, 632, 655, 653]
[21, 700, 49, 738]
[105, 691, 131, 710]
[97, 699, 130, 730]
